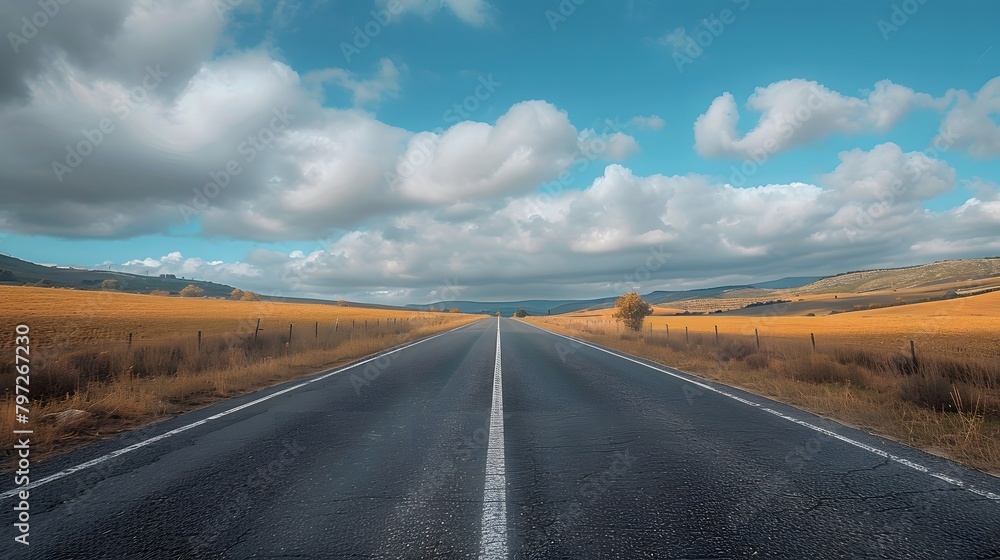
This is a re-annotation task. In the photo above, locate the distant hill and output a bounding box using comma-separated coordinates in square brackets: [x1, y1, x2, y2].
[406, 299, 587, 316]
[786, 259, 1000, 294]
[411, 280, 822, 316]
[750, 276, 825, 289]
[0, 254, 237, 297]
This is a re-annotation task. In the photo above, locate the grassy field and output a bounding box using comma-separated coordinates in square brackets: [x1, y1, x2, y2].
[0, 286, 454, 349]
[527, 291, 1000, 474]
[565, 290, 1000, 358]
[0, 287, 483, 465]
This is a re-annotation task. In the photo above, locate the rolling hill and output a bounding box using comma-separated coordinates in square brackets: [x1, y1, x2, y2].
[0, 254, 237, 297]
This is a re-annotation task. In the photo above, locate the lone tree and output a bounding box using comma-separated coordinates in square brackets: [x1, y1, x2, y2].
[514, 309, 528, 318]
[179, 284, 206, 298]
[613, 291, 652, 331]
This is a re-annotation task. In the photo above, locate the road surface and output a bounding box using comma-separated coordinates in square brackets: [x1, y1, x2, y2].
[3, 317, 999, 558]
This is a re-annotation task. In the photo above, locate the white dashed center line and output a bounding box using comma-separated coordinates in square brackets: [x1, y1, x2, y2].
[479, 316, 508, 558]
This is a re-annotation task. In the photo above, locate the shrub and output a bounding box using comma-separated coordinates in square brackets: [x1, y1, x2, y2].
[613, 292, 652, 332]
[745, 353, 770, 370]
[100, 279, 122, 291]
[716, 340, 756, 362]
[180, 285, 206, 298]
[149, 290, 170, 296]
[900, 374, 969, 413]
[514, 309, 528, 318]
[791, 355, 869, 387]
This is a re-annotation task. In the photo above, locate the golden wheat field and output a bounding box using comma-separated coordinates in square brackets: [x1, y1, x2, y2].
[0, 286, 460, 350]
[0, 287, 482, 465]
[554, 290, 1000, 359]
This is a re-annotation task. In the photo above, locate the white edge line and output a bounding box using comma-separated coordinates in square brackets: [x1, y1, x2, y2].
[479, 316, 508, 558]
[0, 320, 482, 501]
[520, 320, 1000, 502]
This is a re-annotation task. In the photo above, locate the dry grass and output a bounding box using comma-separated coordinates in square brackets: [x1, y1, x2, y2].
[564, 290, 1000, 358]
[0, 286, 459, 349]
[0, 287, 481, 467]
[526, 294, 1000, 474]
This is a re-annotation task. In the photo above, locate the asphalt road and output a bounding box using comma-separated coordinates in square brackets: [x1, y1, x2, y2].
[3, 317, 999, 558]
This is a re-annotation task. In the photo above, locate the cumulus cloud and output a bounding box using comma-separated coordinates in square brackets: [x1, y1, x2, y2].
[4, 1, 997, 303]
[117, 251, 262, 287]
[626, 114, 665, 130]
[0, 9, 638, 242]
[821, 143, 956, 203]
[380, 0, 496, 26]
[694, 79, 947, 159]
[108, 143, 997, 303]
[934, 77, 1000, 158]
[307, 58, 403, 107]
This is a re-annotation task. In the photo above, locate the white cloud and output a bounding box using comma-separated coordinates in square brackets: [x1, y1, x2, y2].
[307, 58, 403, 107]
[626, 114, 665, 130]
[381, 0, 495, 26]
[111, 145, 995, 303]
[0, 21, 638, 242]
[934, 77, 1000, 158]
[579, 129, 641, 162]
[4, 1, 997, 303]
[694, 79, 947, 159]
[821, 143, 956, 203]
[655, 28, 688, 51]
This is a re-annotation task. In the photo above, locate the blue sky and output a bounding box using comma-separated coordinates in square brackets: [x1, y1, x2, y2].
[1, 0, 998, 302]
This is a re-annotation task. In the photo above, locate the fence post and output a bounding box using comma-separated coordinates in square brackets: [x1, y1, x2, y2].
[810, 333, 816, 351]
[288, 323, 293, 344]
[910, 340, 917, 367]
[336, 318, 339, 332]
[128, 332, 132, 349]
[254, 318, 260, 342]
[755, 328, 760, 349]
[715, 325, 719, 344]
[685, 327, 689, 344]
[315, 321, 318, 338]
[198, 330, 202, 351]
[666, 324, 669, 338]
